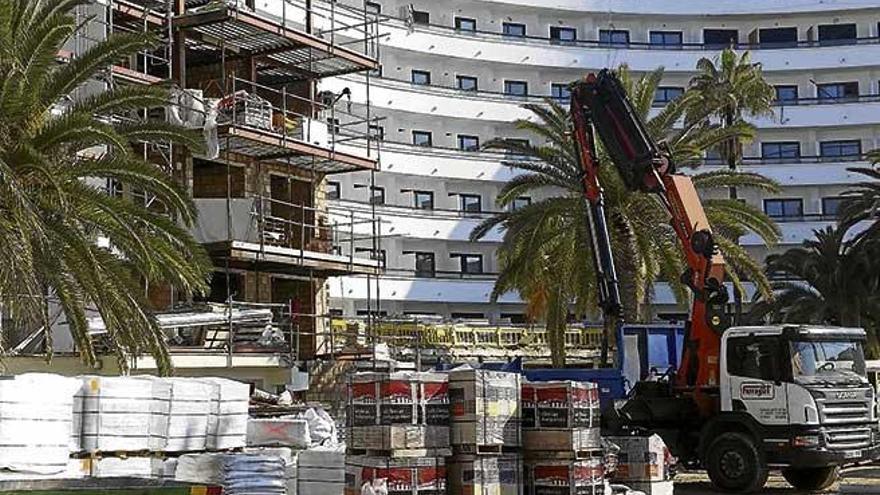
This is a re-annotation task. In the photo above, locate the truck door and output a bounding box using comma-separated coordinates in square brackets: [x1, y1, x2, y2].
[726, 336, 790, 425]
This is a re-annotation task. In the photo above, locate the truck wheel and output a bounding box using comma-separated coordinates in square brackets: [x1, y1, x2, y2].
[781, 466, 839, 491]
[706, 432, 769, 493]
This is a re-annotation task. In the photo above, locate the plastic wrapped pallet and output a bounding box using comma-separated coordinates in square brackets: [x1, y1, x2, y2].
[162, 378, 213, 452]
[522, 380, 601, 453]
[298, 445, 345, 495]
[247, 418, 311, 449]
[447, 454, 523, 495]
[0, 373, 82, 474]
[347, 371, 449, 451]
[345, 455, 444, 495]
[79, 376, 171, 453]
[605, 435, 674, 484]
[449, 368, 521, 452]
[204, 377, 250, 450]
[0, 459, 90, 481]
[524, 456, 605, 495]
[91, 456, 167, 478]
[174, 452, 224, 485]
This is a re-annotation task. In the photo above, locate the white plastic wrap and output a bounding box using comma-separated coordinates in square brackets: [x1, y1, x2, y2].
[163, 378, 213, 452]
[247, 418, 311, 449]
[298, 445, 345, 495]
[91, 457, 167, 478]
[79, 376, 171, 453]
[204, 377, 249, 450]
[221, 454, 287, 495]
[0, 374, 81, 474]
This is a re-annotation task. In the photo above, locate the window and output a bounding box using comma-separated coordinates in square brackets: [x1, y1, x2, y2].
[414, 252, 435, 278]
[816, 82, 859, 101]
[326, 181, 340, 200]
[412, 130, 432, 147]
[764, 198, 803, 219]
[512, 196, 531, 210]
[369, 124, 384, 141]
[599, 29, 629, 46]
[457, 254, 483, 274]
[758, 27, 797, 47]
[822, 197, 846, 218]
[727, 336, 783, 382]
[411, 70, 431, 85]
[455, 17, 476, 31]
[460, 194, 481, 212]
[761, 142, 801, 160]
[504, 80, 528, 96]
[365, 1, 381, 14]
[413, 190, 434, 210]
[652, 87, 684, 106]
[456, 75, 478, 91]
[820, 140, 861, 160]
[458, 135, 480, 151]
[550, 26, 576, 43]
[703, 28, 738, 47]
[503, 22, 526, 37]
[551, 83, 571, 102]
[774, 85, 798, 103]
[451, 312, 485, 320]
[649, 31, 682, 47]
[818, 24, 856, 45]
[411, 10, 429, 24]
[369, 186, 385, 205]
[705, 148, 723, 164]
[503, 138, 530, 158]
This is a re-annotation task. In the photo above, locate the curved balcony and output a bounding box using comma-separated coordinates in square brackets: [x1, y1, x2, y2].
[376, 20, 880, 73]
[326, 74, 880, 130]
[475, 0, 880, 15]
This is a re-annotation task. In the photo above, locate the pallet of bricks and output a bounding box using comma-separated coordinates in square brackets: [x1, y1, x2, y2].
[345, 371, 449, 495]
[447, 368, 524, 495]
[521, 380, 605, 495]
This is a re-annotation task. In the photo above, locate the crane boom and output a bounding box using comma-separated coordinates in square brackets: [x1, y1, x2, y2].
[570, 70, 729, 415]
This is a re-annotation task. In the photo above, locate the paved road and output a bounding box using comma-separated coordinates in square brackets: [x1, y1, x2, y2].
[672, 467, 880, 494]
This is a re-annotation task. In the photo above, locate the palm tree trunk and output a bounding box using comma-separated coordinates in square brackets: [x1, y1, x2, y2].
[724, 109, 743, 324]
[547, 284, 567, 368]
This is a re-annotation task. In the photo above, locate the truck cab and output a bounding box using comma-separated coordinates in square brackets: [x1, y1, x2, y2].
[705, 325, 880, 491]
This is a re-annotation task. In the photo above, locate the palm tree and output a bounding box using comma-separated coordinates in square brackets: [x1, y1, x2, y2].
[0, 0, 212, 372]
[689, 49, 776, 318]
[471, 67, 781, 367]
[839, 158, 880, 243]
[749, 226, 880, 356]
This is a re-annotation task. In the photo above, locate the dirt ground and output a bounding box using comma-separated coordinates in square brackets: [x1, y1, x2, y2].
[672, 466, 880, 494]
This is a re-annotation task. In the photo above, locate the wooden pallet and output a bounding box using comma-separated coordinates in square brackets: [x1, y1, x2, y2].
[346, 447, 452, 458]
[72, 447, 244, 459]
[523, 448, 605, 460]
[451, 443, 520, 456]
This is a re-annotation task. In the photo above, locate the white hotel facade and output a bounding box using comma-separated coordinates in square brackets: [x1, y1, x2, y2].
[323, 0, 880, 322]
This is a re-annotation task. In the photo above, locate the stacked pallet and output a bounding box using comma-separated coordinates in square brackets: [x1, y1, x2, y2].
[345, 371, 450, 495]
[605, 434, 674, 495]
[521, 380, 605, 495]
[448, 368, 523, 495]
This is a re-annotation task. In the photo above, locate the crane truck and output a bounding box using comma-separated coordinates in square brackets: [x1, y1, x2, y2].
[569, 70, 880, 492]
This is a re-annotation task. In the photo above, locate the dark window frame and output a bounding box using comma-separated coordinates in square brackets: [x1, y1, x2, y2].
[819, 140, 862, 160]
[653, 87, 685, 106]
[326, 181, 340, 200]
[459, 193, 482, 212]
[412, 130, 433, 147]
[512, 196, 532, 211]
[758, 27, 798, 47]
[457, 134, 480, 152]
[816, 81, 859, 101]
[761, 141, 801, 160]
[599, 29, 630, 46]
[369, 186, 385, 205]
[414, 252, 436, 278]
[550, 26, 577, 43]
[703, 28, 739, 47]
[822, 197, 846, 219]
[649, 30, 683, 47]
[551, 83, 571, 102]
[774, 85, 799, 103]
[764, 198, 804, 219]
[411, 10, 429, 24]
[411, 69, 431, 85]
[365, 1, 381, 14]
[413, 190, 434, 210]
[456, 254, 484, 274]
[727, 336, 785, 382]
[456, 75, 478, 91]
[502, 22, 526, 37]
[504, 80, 529, 96]
[817, 24, 857, 45]
[454, 16, 476, 31]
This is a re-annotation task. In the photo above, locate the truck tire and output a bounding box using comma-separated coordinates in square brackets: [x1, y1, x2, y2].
[705, 432, 769, 493]
[781, 466, 839, 491]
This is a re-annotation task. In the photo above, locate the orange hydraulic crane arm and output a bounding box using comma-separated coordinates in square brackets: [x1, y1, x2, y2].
[570, 70, 729, 406]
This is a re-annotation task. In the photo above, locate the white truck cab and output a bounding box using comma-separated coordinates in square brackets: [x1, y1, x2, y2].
[706, 325, 880, 491]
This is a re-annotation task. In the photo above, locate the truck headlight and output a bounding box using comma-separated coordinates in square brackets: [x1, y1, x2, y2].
[792, 435, 820, 448]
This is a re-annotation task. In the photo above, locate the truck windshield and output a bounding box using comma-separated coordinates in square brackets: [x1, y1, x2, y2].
[790, 340, 866, 380]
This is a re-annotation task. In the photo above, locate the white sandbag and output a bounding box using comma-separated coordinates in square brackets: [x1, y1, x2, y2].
[245, 447, 298, 495]
[79, 376, 171, 453]
[0, 374, 81, 474]
[174, 453, 224, 485]
[303, 407, 337, 446]
[247, 418, 311, 449]
[221, 454, 287, 495]
[91, 456, 166, 478]
[204, 377, 249, 450]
